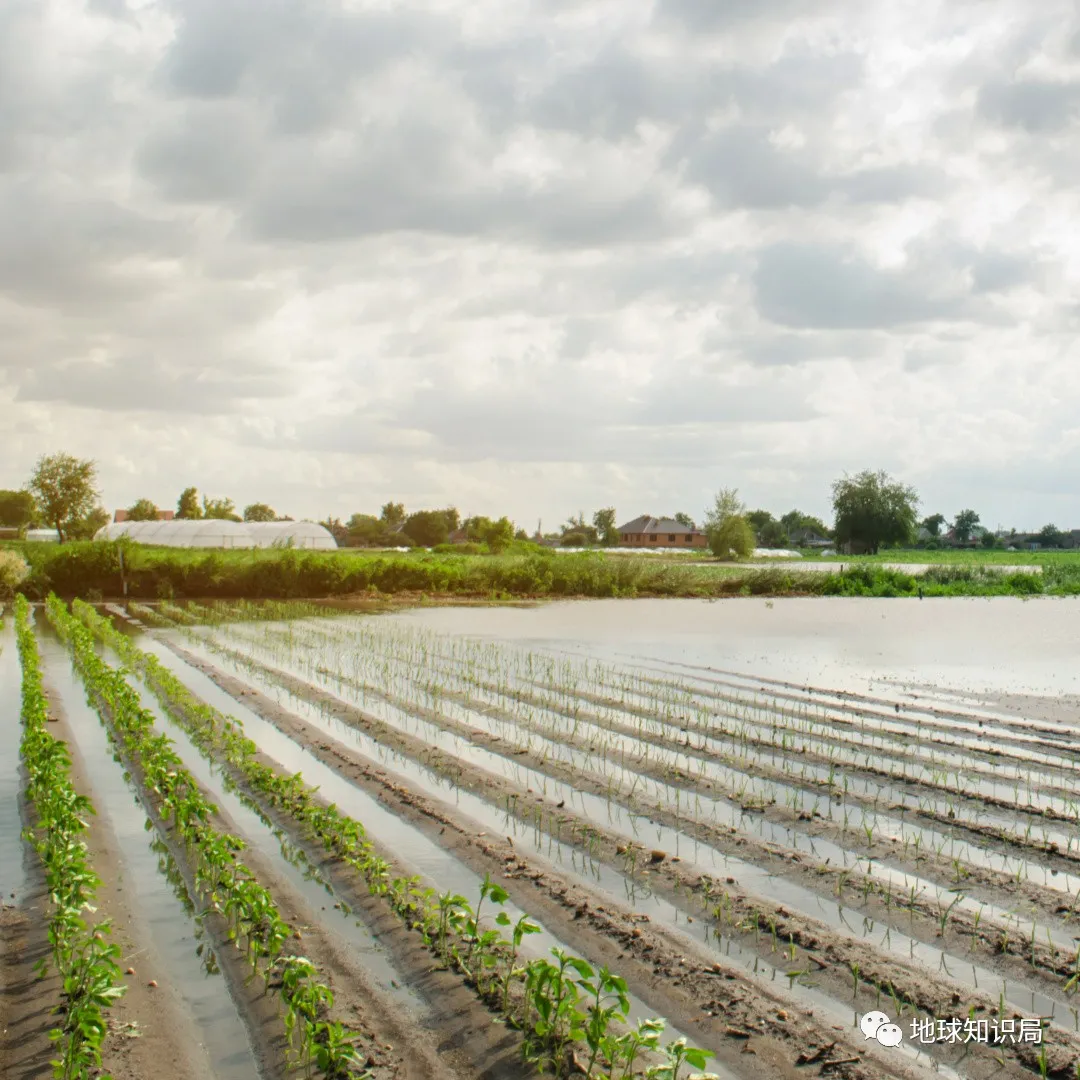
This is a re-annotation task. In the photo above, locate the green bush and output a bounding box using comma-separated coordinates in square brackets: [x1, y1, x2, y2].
[0, 549, 29, 598]
[708, 516, 755, 560]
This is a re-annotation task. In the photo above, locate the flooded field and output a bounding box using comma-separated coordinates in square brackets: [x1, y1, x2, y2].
[5, 595, 1080, 1080]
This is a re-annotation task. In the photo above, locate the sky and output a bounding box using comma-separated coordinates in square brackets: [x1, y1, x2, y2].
[3, 0, 1080, 533]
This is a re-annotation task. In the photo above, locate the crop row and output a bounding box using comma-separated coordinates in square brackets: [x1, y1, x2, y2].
[264, 615, 1080, 812]
[180, 616, 1080, 1040]
[206, 619, 1080, 927]
[14, 595, 127, 1080]
[73, 598, 720, 1079]
[230, 616, 1080, 885]
[44, 596, 373, 1078]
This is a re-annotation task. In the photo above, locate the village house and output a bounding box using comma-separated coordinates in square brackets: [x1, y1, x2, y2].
[616, 515, 709, 548]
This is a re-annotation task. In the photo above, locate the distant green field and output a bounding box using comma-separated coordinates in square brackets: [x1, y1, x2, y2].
[777, 548, 1076, 565]
[8, 538, 1080, 601]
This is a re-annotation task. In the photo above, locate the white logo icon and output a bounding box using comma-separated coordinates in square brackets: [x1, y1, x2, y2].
[861, 1012, 904, 1048]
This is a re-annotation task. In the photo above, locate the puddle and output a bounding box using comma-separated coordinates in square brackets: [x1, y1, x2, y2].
[237, 618, 1080, 908]
[37, 631, 260, 1080]
[202, 628, 1080, 956]
[119, 638, 714, 1062]
[157, 633, 1080, 1042]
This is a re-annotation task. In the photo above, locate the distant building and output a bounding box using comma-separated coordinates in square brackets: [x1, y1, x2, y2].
[114, 509, 175, 523]
[788, 526, 831, 548]
[616, 515, 708, 548]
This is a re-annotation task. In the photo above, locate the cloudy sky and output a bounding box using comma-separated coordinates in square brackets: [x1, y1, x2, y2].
[3, 0, 1080, 532]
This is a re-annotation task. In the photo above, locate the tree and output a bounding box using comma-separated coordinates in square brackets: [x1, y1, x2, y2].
[202, 496, 240, 521]
[380, 502, 405, 529]
[464, 515, 515, 552]
[346, 513, 404, 547]
[441, 507, 461, 534]
[243, 502, 278, 522]
[0, 490, 38, 529]
[561, 512, 598, 545]
[831, 470, 918, 554]
[952, 509, 980, 543]
[592, 508, 618, 546]
[27, 453, 99, 543]
[981, 531, 999, 548]
[744, 510, 788, 549]
[703, 488, 745, 532]
[402, 510, 450, 547]
[1038, 524, 1065, 549]
[177, 487, 202, 519]
[320, 517, 348, 546]
[780, 510, 831, 538]
[673, 512, 696, 530]
[69, 506, 110, 541]
[709, 516, 755, 560]
[920, 513, 946, 538]
[126, 498, 160, 521]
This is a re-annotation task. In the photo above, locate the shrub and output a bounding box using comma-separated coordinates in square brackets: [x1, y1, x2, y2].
[0, 549, 29, 598]
[432, 542, 485, 555]
[708, 516, 755, 560]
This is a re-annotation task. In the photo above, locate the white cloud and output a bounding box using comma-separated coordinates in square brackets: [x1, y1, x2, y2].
[2, 0, 1080, 529]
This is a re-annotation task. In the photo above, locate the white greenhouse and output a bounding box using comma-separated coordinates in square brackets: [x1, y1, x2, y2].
[243, 521, 339, 549]
[93, 520, 338, 550]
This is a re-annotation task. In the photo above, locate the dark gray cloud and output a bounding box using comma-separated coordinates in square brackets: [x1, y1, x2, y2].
[654, 0, 839, 32]
[680, 126, 939, 209]
[754, 243, 980, 329]
[16, 356, 289, 414]
[977, 76, 1080, 133]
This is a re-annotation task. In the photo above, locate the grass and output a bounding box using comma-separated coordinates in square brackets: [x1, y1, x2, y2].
[9, 539, 1080, 601]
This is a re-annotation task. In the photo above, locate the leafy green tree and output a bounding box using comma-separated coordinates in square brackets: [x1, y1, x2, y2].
[745, 510, 788, 548]
[380, 502, 406, 528]
[243, 502, 277, 522]
[0, 489, 38, 529]
[177, 487, 202, 519]
[27, 452, 100, 543]
[831, 470, 918, 554]
[69, 506, 110, 541]
[402, 509, 451, 547]
[346, 513, 402, 547]
[704, 488, 745, 533]
[592, 507, 618, 546]
[1038, 524, 1065, 549]
[441, 507, 461, 533]
[320, 517, 348, 545]
[952, 509, 980, 543]
[673, 512, 696, 529]
[126, 498, 160, 521]
[562, 512, 599, 545]
[981, 531, 999, 548]
[920, 513, 946, 537]
[202, 496, 240, 521]
[709, 516, 755, 560]
[779, 510, 831, 538]
[464, 515, 515, 552]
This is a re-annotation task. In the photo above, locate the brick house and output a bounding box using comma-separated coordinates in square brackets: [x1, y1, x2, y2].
[114, 509, 175, 523]
[617, 515, 709, 548]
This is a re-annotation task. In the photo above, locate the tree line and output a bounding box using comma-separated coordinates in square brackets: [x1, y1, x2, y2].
[0, 454, 1074, 555]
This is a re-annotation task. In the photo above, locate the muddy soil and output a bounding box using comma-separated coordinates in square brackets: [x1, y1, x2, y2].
[163, 640, 1078, 1079]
